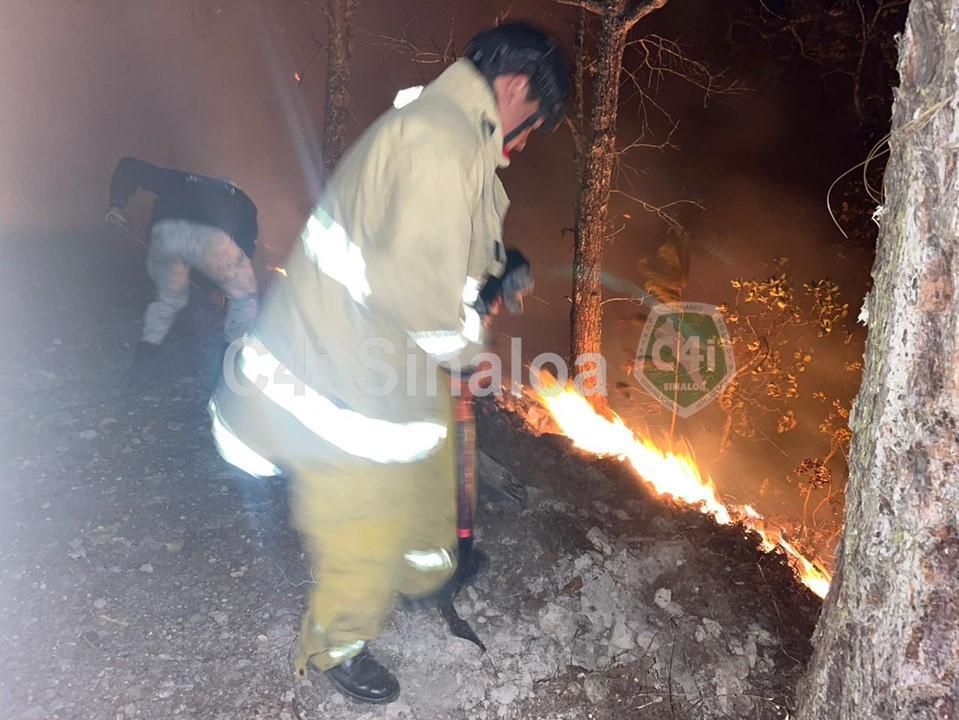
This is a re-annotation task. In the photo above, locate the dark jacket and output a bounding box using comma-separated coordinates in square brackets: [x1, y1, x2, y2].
[109, 157, 258, 259]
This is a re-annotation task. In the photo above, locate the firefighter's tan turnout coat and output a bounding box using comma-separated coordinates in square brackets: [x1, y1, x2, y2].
[209, 59, 511, 670]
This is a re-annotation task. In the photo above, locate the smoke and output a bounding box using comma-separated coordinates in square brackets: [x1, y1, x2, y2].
[0, 0, 872, 557]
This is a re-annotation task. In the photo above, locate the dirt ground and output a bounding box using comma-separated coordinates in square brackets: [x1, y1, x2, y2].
[0, 231, 821, 719]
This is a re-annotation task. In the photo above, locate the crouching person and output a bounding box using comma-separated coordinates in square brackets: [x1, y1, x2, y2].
[106, 157, 259, 384]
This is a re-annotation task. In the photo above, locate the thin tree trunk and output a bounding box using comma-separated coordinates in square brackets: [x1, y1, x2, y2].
[321, 0, 357, 177]
[571, 7, 587, 186]
[570, 15, 628, 374]
[795, 1, 959, 717]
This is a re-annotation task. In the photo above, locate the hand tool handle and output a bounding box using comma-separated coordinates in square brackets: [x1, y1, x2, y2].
[454, 376, 477, 541]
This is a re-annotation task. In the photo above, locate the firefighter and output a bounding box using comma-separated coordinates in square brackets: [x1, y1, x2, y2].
[208, 22, 571, 706]
[105, 157, 259, 383]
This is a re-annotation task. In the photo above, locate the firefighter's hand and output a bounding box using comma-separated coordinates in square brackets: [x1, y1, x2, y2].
[476, 248, 533, 319]
[500, 252, 534, 314]
[105, 206, 128, 227]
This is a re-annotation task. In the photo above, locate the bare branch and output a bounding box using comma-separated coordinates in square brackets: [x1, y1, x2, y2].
[625, 34, 747, 102]
[553, 0, 669, 27]
[625, 0, 669, 31]
[564, 116, 584, 163]
[609, 189, 703, 232]
[618, 132, 678, 154]
[355, 0, 459, 68]
[601, 295, 649, 308]
[553, 0, 612, 13]
[362, 23, 456, 66]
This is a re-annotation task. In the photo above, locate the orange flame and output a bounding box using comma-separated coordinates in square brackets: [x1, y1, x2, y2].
[529, 375, 831, 599]
[270, 266, 288, 277]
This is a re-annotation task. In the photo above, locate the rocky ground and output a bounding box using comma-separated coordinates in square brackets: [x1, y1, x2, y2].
[0, 230, 821, 719]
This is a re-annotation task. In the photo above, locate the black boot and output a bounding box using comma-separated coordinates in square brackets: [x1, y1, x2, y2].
[126, 341, 160, 387]
[292, 645, 399, 715]
[324, 650, 400, 704]
[399, 547, 489, 611]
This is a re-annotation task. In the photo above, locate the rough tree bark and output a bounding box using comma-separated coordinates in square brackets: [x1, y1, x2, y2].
[795, 1, 959, 718]
[571, 12, 629, 368]
[559, 0, 668, 378]
[321, 0, 357, 177]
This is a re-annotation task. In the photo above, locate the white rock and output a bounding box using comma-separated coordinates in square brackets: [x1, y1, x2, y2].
[583, 675, 608, 703]
[139, 563, 154, 574]
[664, 601, 684, 617]
[701, 618, 723, 639]
[610, 620, 635, 651]
[490, 683, 519, 706]
[731, 655, 751, 680]
[635, 627, 660, 652]
[573, 553, 595, 574]
[653, 588, 671, 609]
[586, 527, 612, 555]
[385, 700, 413, 719]
[538, 604, 576, 640]
[526, 576, 546, 595]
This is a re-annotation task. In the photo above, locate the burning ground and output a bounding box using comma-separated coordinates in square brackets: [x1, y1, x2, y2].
[0, 235, 822, 720]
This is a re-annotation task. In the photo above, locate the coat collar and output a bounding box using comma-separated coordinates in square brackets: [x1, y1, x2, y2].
[422, 59, 511, 168]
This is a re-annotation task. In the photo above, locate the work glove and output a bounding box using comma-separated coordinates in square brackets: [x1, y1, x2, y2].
[476, 248, 533, 318]
[105, 206, 128, 228]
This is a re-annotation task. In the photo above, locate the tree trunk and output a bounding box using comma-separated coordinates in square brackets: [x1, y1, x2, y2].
[570, 15, 628, 371]
[571, 7, 587, 185]
[795, 2, 959, 718]
[321, 0, 357, 177]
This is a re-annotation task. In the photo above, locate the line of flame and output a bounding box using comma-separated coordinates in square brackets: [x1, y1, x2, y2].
[529, 377, 832, 599]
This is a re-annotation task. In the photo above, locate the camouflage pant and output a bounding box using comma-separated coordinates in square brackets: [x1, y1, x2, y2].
[143, 219, 258, 344]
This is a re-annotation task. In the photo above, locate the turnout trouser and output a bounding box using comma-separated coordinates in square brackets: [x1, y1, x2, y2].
[291, 393, 457, 673]
[142, 219, 258, 344]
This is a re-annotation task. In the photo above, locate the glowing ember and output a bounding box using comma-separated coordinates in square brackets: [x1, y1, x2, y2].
[529, 375, 832, 599]
[270, 266, 288, 277]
